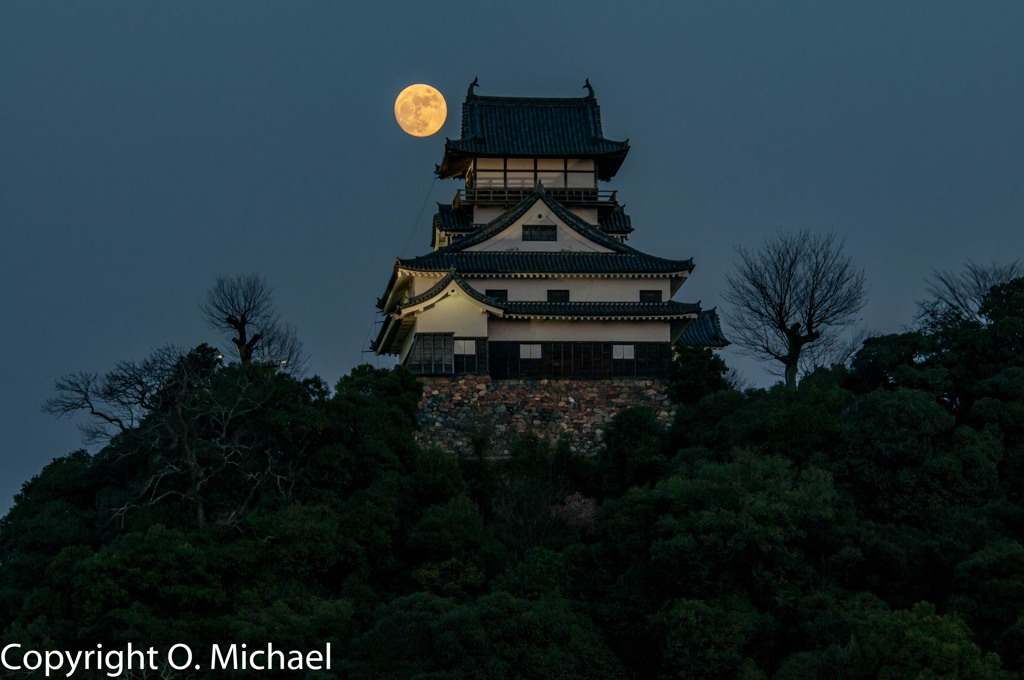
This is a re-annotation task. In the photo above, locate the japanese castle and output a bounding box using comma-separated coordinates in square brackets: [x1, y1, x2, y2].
[372, 81, 726, 379]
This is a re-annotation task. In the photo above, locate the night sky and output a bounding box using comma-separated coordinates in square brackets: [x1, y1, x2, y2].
[3, 2, 1023, 511]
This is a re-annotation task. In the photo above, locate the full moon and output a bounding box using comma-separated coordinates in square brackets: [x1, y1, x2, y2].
[394, 84, 447, 137]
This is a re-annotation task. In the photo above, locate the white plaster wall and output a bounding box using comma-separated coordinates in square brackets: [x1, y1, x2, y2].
[465, 204, 612, 253]
[413, 293, 490, 336]
[570, 207, 598, 224]
[467, 278, 670, 302]
[488, 319, 669, 342]
[473, 206, 505, 223]
[407, 274, 445, 297]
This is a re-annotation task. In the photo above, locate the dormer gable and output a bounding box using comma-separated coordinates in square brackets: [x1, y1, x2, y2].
[441, 189, 632, 256]
[464, 199, 613, 253]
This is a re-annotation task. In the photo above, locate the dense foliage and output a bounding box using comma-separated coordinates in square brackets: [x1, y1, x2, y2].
[3, 279, 1024, 678]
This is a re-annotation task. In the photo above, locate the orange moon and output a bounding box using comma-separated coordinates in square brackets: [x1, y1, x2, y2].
[394, 84, 447, 137]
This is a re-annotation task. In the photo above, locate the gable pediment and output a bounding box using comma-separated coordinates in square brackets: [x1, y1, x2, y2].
[463, 199, 614, 254]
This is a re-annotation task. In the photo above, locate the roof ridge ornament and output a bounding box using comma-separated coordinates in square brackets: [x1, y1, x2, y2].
[583, 78, 594, 98]
[468, 77, 479, 97]
[535, 180, 546, 196]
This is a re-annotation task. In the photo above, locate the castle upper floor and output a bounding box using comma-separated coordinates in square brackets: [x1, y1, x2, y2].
[431, 81, 633, 249]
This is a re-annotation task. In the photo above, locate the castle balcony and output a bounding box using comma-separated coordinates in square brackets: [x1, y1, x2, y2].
[454, 187, 618, 209]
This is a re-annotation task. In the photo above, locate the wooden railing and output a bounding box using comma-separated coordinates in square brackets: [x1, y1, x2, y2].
[455, 187, 617, 207]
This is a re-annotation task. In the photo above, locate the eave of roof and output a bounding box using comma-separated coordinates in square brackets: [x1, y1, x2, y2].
[678, 308, 730, 348]
[399, 268, 505, 313]
[437, 86, 629, 180]
[397, 251, 694, 276]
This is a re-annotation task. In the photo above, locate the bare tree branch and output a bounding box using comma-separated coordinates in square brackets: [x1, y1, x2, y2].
[724, 230, 867, 386]
[200, 274, 308, 374]
[918, 259, 1024, 326]
[42, 347, 184, 444]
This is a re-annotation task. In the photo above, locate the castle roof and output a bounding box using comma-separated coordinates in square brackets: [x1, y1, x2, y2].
[678, 309, 730, 349]
[402, 190, 691, 276]
[437, 82, 630, 181]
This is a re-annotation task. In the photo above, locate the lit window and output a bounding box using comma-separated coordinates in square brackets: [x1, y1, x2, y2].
[520, 344, 542, 359]
[613, 344, 635, 360]
[454, 339, 476, 355]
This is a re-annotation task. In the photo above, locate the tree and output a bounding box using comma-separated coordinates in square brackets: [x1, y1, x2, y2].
[42, 345, 185, 443]
[200, 274, 308, 374]
[919, 260, 1024, 326]
[725, 230, 866, 387]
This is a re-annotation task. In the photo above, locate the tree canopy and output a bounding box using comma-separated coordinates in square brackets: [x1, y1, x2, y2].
[5, 275, 1024, 679]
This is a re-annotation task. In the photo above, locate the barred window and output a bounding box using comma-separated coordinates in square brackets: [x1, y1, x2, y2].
[407, 334, 453, 374]
[640, 290, 663, 302]
[523, 224, 557, 241]
[547, 289, 569, 302]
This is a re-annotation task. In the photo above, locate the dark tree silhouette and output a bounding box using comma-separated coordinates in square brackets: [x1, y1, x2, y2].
[918, 259, 1024, 326]
[200, 274, 307, 374]
[725, 230, 866, 386]
[42, 345, 184, 443]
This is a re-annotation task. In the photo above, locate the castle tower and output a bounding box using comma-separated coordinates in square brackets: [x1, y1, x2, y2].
[373, 81, 726, 380]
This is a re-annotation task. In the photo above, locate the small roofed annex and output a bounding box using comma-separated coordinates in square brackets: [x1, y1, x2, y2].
[372, 80, 727, 379]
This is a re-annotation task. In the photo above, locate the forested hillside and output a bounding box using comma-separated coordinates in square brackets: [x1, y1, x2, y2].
[3, 279, 1024, 679]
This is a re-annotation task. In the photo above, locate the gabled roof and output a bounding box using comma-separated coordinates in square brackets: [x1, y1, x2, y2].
[443, 187, 630, 252]
[400, 189, 693, 276]
[437, 82, 630, 181]
[432, 204, 474, 232]
[397, 251, 693, 276]
[399, 268, 504, 312]
[598, 207, 633, 235]
[373, 269, 506, 354]
[678, 309, 730, 349]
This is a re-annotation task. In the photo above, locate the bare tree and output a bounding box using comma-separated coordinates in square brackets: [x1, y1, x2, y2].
[43, 345, 184, 443]
[725, 230, 867, 387]
[918, 260, 1024, 326]
[200, 274, 308, 374]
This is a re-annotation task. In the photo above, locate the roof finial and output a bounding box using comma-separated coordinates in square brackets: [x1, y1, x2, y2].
[535, 180, 546, 196]
[468, 77, 479, 97]
[583, 78, 594, 97]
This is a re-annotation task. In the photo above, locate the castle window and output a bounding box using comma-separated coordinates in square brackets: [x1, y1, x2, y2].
[547, 289, 570, 302]
[523, 224, 556, 241]
[407, 333, 454, 375]
[640, 290, 663, 302]
[613, 344, 635, 360]
[520, 344, 542, 360]
[469, 158, 596, 190]
[486, 289, 508, 302]
[454, 339, 476, 355]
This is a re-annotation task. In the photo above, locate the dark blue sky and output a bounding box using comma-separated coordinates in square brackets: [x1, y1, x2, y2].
[3, 2, 1023, 510]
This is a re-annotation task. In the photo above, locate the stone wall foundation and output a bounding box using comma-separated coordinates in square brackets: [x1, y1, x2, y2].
[416, 376, 671, 457]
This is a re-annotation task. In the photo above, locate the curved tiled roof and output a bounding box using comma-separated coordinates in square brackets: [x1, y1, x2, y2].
[439, 188, 632, 253]
[432, 204, 474, 232]
[598, 208, 633, 234]
[399, 269, 503, 310]
[398, 251, 693, 276]
[678, 309, 730, 348]
[438, 85, 629, 181]
[402, 191, 692, 275]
